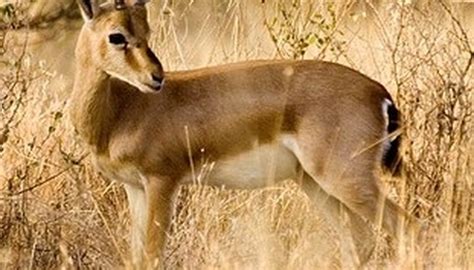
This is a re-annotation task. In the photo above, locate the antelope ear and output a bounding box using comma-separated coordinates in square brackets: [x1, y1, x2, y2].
[77, 0, 101, 21]
[130, 0, 149, 21]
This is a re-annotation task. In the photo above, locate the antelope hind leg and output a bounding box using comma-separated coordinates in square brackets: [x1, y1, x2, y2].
[299, 173, 376, 265]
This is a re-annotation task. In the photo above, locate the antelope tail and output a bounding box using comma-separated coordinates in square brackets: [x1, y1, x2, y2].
[383, 99, 403, 176]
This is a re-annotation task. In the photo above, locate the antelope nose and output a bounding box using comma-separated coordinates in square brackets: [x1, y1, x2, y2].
[149, 73, 164, 91]
[151, 73, 163, 84]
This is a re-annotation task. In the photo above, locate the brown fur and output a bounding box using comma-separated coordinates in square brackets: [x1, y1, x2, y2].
[71, 1, 419, 267]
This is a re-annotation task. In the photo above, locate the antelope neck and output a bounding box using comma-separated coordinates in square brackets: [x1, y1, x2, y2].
[70, 64, 120, 154]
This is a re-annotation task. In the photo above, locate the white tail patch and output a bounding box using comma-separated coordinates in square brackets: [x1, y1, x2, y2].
[381, 98, 393, 155]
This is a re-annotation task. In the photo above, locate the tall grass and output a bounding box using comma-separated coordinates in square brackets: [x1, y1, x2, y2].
[0, 0, 472, 269]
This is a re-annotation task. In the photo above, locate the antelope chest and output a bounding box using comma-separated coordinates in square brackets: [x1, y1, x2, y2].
[92, 155, 146, 188]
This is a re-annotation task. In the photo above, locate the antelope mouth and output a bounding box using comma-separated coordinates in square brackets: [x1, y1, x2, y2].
[146, 83, 163, 91]
[143, 81, 164, 93]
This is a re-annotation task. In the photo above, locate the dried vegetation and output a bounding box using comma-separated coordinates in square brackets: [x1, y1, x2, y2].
[0, 0, 472, 269]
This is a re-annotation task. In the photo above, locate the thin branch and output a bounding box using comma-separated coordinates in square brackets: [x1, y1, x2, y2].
[7, 154, 88, 197]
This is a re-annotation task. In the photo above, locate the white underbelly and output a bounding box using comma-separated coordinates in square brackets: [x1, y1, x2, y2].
[94, 137, 301, 190]
[181, 141, 300, 189]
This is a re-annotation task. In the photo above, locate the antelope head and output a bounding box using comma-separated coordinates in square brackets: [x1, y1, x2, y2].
[76, 0, 164, 93]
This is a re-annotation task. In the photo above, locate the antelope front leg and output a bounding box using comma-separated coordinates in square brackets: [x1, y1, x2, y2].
[123, 184, 147, 266]
[124, 178, 176, 269]
[143, 175, 178, 268]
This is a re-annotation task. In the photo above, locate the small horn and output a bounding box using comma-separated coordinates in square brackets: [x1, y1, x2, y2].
[115, 0, 127, 9]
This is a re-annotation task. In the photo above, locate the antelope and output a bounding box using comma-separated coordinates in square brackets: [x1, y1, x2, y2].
[70, 0, 420, 267]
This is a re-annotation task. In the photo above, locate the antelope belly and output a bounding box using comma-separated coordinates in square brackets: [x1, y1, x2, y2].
[181, 142, 299, 189]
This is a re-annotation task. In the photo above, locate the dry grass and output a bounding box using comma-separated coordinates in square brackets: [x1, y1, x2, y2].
[0, 0, 473, 269]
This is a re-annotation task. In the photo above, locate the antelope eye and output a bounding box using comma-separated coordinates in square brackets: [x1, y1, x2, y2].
[108, 33, 127, 46]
